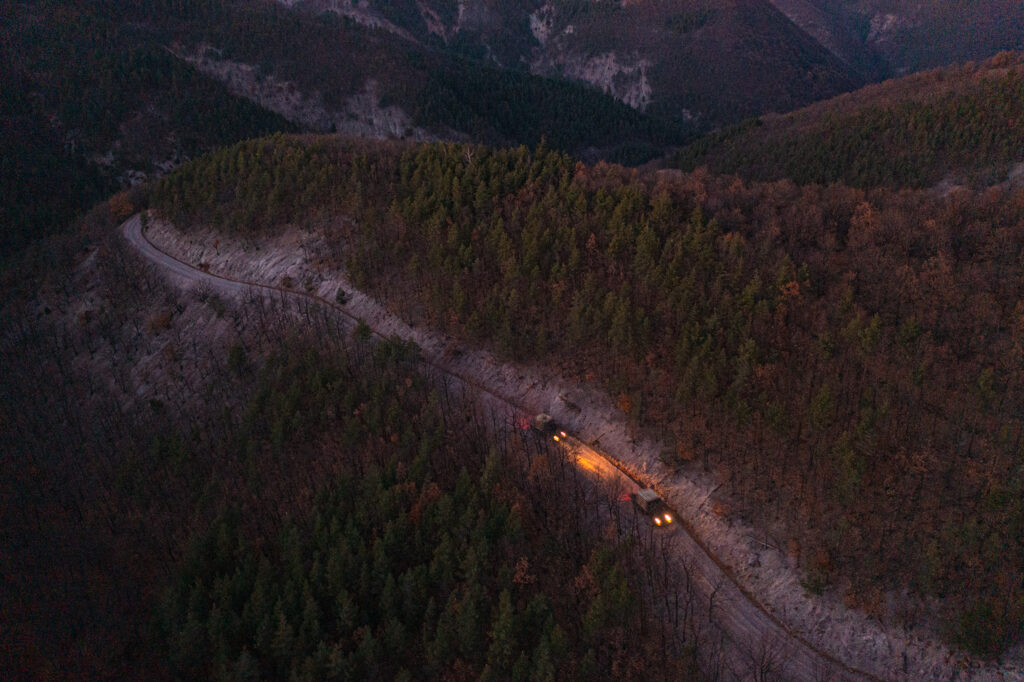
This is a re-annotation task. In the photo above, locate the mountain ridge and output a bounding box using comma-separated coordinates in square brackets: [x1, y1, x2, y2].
[768, 0, 1024, 79]
[672, 51, 1024, 189]
[278, 0, 867, 126]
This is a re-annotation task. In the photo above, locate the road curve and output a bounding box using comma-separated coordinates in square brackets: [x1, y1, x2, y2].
[124, 214, 878, 681]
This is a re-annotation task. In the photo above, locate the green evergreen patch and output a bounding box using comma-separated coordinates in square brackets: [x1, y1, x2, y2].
[155, 339, 694, 679]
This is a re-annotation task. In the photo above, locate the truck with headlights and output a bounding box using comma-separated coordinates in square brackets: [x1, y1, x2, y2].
[532, 413, 567, 441]
[632, 488, 674, 526]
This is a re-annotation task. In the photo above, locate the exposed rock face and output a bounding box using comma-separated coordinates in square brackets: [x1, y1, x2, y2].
[536, 51, 653, 111]
[528, 4, 555, 46]
[270, 0, 864, 126]
[181, 49, 431, 141]
[867, 11, 911, 43]
[418, 0, 453, 40]
[268, 0, 1024, 126]
[280, 0, 418, 41]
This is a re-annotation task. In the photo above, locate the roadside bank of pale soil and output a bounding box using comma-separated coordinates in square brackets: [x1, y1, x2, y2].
[143, 213, 1022, 681]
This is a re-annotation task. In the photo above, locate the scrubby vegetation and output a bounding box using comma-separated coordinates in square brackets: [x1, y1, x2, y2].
[156, 135, 1024, 656]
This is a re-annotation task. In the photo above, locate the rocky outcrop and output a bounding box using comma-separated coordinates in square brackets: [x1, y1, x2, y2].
[535, 51, 653, 111]
[180, 48, 432, 141]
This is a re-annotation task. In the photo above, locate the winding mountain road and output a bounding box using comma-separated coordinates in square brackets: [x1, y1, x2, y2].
[124, 214, 880, 680]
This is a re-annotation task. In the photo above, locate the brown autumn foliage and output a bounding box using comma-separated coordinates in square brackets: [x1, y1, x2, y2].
[154, 136, 1024, 655]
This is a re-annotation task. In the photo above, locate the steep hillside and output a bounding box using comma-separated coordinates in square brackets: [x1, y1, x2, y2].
[154, 135, 1024, 660]
[145, 0, 686, 158]
[768, 0, 1024, 79]
[3, 0, 687, 260]
[531, 0, 864, 125]
[764, 0, 884, 78]
[280, 0, 865, 127]
[0, 1, 296, 257]
[0, 201, 696, 678]
[673, 51, 1024, 189]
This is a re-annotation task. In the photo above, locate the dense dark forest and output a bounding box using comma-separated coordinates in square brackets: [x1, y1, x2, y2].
[155, 135, 1024, 657]
[156, 350, 696, 680]
[673, 52, 1024, 189]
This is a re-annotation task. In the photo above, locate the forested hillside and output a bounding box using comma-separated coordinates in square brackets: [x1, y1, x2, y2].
[1, 1, 297, 257]
[673, 51, 1024, 189]
[154, 346, 695, 680]
[0, 202, 697, 677]
[2, 0, 688, 261]
[156, 135, 1024, 657]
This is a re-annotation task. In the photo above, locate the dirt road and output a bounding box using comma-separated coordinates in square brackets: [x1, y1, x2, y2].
[124, 213, 880, 680]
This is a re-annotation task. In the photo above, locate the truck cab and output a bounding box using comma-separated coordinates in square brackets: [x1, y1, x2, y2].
[632, 488, 673, 526]
[533, 413, 567, 441]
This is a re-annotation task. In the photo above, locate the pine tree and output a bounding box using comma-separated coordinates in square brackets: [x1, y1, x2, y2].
[485, 589, 517, 672]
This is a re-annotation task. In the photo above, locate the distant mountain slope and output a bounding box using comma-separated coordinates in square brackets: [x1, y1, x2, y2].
[530, 0, 865, 125]
[672, 51, 1024, 189]
[2, 0, 689, 257]
[768, 0, 1024, 79]
[146, 1, 687, 159]
[279, 0, 866, 127]
[0, 1, 296, 255]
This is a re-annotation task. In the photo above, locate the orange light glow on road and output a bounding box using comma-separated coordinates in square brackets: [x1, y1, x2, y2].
[549, 432, 623, 483]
